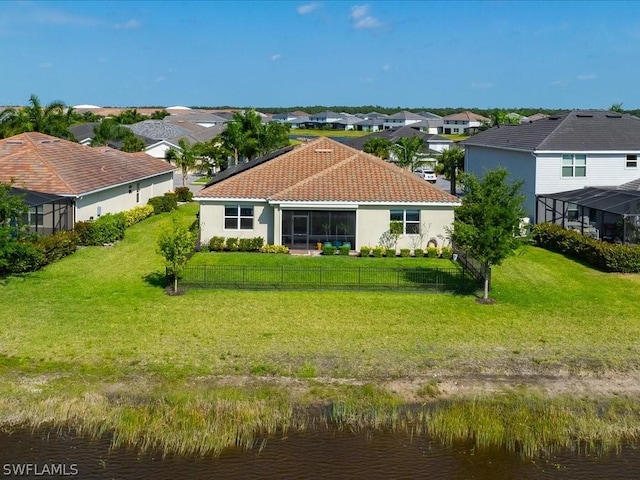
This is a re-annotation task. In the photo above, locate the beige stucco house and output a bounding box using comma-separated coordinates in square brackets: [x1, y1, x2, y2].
[195, 137, 460, 251]
[0, 132, 175, 231]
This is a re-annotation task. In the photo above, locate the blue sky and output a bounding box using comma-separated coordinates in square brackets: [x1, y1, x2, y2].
[1, 1, 639, 109]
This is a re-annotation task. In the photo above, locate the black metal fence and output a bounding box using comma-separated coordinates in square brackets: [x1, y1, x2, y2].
[452, 243, 491, 290]
[171, 264, 480, 292]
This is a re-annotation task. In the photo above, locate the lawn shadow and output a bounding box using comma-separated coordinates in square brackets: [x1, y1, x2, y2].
[143, 271, 168, 289]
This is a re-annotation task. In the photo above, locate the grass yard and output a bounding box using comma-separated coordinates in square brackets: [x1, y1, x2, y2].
[3, 202, 640, 456]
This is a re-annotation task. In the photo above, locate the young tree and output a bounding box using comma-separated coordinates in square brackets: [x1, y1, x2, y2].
[437, 146, 465, 196]
[449, 167, 525, 300]
[157, 220, 195, 293]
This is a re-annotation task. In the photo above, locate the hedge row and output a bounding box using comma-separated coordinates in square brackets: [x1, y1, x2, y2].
[206, 236, 264, 252]
[532, 222, 640, 273]
[0, 230, 80, 275]
[148, 193, 178, 214]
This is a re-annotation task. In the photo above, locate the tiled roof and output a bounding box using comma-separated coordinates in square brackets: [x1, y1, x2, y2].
[198, 137, 458, 204]
[0, 132, 175, 196]
[463, 110, 640, 151]
[443, 111, 490, 122]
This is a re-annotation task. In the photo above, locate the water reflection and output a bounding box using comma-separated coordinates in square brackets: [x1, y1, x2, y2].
[0, 428, 638, 479]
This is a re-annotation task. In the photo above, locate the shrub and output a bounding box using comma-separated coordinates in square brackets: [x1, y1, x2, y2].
[427, 247, 439, 258]
[225, 237, 239, 252]
[413, 248, 424, 258]
[74, 220, 96, 246]
[148, 192, 178, 214]
[441, 246, 453, 259]
[339, 245, 350, 255]
[400, 248, 411, 258]
[208, 236, 225, 252]
[91, 213, 126, 245]
[238, 237, 264, 252]
[261, 244, 289, 254]
[35, 231, 79, 263]
[359, 246, 371, 257]
[385, 248, 396, 258]
[532, 222, 640, 273]
[322, 245, 337, 255]
[0, 241, 45, 274]
[372, 246, 384, 258]
[123, 204, 154, 227]
[174, 187, 193, 202]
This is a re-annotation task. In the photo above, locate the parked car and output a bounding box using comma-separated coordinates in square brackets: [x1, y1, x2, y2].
[414, 167, 437, 184]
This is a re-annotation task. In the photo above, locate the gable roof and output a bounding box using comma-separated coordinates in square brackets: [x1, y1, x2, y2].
[0, 132, 175, 196]
[386, 111, 429, 121]
[464, 110, 640, 152]
[197, 137, 458, 204]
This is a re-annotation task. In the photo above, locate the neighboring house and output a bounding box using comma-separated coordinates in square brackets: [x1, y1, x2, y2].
[124, 120, 225, 159]
[195, 137, 460, 250]
[345, 126, 454, 160]
[308, 111, 344, 127]
[463, 110, 640, 220]
[69, 122, 99, 146]
[442, 111, 490, 134]
[0, 132, 175, 224]
[164, 111, 229, 128]
[383, 111, 431, 131]
[353, 117, 386, 132]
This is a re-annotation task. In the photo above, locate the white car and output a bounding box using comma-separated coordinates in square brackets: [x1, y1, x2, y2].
[414, 168, 437, 184]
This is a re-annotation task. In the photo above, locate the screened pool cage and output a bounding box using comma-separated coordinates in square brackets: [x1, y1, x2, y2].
[537, 187, 640, 245]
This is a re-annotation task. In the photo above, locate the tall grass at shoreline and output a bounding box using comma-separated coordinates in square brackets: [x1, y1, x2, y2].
[3, 381, 640, 458]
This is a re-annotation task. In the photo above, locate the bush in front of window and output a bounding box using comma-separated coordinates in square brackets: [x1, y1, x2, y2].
[400, 248, 411, 257]
[413, 248, 424, 258]
[208, 236, 225, 252]
[238, 237, 264, 252]
[385, 248, 396, 258]
[322, 245, 337, 255]
[372, 246, 385, 258]
[225, 237, 239, 252]
[359, 246, 371, 257]
[339, 245, 350, 255]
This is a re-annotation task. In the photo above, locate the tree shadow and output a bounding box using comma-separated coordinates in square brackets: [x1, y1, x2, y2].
[143, 271, 167, 289]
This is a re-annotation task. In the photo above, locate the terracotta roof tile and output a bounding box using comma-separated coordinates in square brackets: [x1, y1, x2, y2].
[199, 137, 458, 204]
[0, 132, 175, 196]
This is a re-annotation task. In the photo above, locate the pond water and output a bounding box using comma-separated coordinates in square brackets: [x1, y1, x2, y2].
[1, 428, 639, 479]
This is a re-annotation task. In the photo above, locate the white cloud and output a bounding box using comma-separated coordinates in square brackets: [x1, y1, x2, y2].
[550, 79, 569, 86]
[382, 64, 391, 72]
[361, 76, 374, 84]
[271, 53, 282, 61]
[155, 76, 165, 83]
[38, 62, 53, 69]
[32, 9, 100, 27]
[350, 4, 381, 29]
[114, 19, 140, 30]
[577, 73, 597, 81]
[297, 3, 321, 15]
[471, 82, 494, 89]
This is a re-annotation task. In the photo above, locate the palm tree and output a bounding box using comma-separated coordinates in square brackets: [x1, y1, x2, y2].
[194, 141, 230, 175]
[256, 121, 290, 157]
[0, 94, 74, 140]
[165, 139, 197, 187]
[437, 146, 465, 196]
[90, 119, 129, 147]
[390, 136, 425, 172]
[363, 137, 392, 160]
[219, 110, 268, 163]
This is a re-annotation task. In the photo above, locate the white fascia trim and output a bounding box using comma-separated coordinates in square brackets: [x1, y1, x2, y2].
[76, 171, 176, 197]
[194, 197, 265, 203]
[535, 150, 640, 155]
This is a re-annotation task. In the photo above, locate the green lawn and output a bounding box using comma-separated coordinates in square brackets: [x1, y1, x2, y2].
[1, 203, 639, 381]
[3, 203, 640, 456]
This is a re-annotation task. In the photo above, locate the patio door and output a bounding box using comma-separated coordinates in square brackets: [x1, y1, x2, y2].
[292, 215, 309, 248]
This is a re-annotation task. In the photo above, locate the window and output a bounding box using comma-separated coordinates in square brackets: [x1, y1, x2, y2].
[627, 155, 638, 168]
[562, 154, 586, 177]
[224, 205, 253, 230]
[567, 203, 579, 221]
[390, 209, 420, 234]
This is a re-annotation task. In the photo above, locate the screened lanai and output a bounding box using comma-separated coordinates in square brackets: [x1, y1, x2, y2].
[536, 183, 640, 244]
[11, 188, 73, 236]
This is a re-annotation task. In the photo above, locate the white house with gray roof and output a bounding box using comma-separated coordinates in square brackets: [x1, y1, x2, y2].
[463, 110, 640, 220]
[383, 111, 430, 131]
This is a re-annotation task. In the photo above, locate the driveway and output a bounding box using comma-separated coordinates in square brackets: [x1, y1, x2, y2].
[174, 173, 206, 194]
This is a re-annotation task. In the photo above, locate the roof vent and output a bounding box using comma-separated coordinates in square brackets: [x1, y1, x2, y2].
[606, 114, 622, 118]
[549, 115, 560, 120]
[6, 140, 23, 145]
[315, 148, 333, 153]
[576, 114, 593, 118]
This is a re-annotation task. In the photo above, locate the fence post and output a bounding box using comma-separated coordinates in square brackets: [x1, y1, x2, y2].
[358, 267, 361, 290]
[397, 269, 400, 290]
[243, 265, 246, 286]
[319, 266, 322, 286]
[281, 265, 284, 287]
